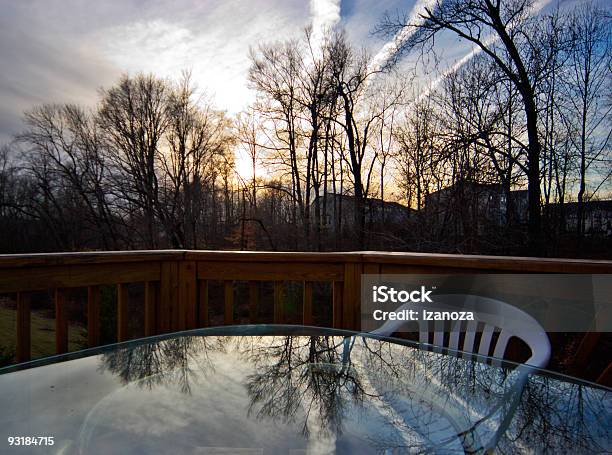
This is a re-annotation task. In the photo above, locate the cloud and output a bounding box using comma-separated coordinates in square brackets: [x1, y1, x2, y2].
[310, 0, 342, 53]
[0, 0, 310, 145]
[0, 0, 444, 145]
[0, 3, 121, 144]
[81, 0, 311, 114]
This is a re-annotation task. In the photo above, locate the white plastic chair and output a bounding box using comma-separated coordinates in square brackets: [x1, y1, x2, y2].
[370, 294, 551, 368]
[369, 294, 551, 452]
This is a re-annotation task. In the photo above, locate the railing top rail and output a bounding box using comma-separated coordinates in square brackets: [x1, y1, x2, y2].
[0, 250, 609, 272]
[356, 251, 612, 272]
[0, 250, 186, 268]
[185, 250, 612, 272]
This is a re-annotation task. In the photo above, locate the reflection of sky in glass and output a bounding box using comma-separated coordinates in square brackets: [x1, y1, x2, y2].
[0, 333, 610, 454]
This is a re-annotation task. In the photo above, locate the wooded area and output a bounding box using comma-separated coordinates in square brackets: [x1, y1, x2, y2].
[0, 2, 609, 257]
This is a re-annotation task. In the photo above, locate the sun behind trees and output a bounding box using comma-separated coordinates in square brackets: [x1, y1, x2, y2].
[0, 2, 610, 257]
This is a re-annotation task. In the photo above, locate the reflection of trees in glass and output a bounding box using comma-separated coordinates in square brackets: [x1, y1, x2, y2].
[357, 340, 507, 452]
[96, 333, 610, 452]
[99, 336, 227, 394]
[508, 378, 611, 453]
[239, 336, 365, 439]
[358, 340, 610, 453]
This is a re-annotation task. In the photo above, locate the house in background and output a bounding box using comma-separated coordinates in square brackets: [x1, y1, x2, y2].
[547, 200, 612, 236]
[425, 180, 612, 238]
[312, 193, 415, 232]
[424, 180, 528, 236]
[313, 186, 612, 241]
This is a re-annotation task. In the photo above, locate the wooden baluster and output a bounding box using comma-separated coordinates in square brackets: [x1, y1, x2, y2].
[54, 289, 68, 354]
[303, 281, 313, 326]
[144, 281, 157, 337]
[16, 292, 31, 363]
[342, 263, 362, 330]
[332, 281, 343, 329]
[160, 261, 178, 333]
[179, 261, 197, 330]
[198, 280, 209, 327]
[274, 281, 284, 324]
[224, 280, 234, 324]
[87, 286, 101, 347]
[249, 281, 259, 324]
[117, 283, 128, 342]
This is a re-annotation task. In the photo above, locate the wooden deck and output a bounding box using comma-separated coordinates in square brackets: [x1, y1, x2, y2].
[0, 250, 610, 383]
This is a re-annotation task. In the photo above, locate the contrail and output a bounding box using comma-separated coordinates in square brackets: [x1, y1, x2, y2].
[402, 0, 553, 105]
[310, 0, 341, 55]
[412, 37, 495, 105]
[368, 0, 437, 73]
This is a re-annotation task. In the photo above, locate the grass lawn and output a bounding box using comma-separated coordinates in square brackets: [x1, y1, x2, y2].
[0, 306, 87, 365]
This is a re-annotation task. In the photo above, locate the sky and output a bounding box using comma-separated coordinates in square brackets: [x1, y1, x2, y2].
[0, 0, 588, 149]
[0, 0, 409, 145]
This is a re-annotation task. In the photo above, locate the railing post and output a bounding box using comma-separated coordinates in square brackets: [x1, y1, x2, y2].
[16, 292, 31, 363]
[198, 280, 209, 327]
[361, 262, 381, 332]
[333, 281, 343, 329]
[159, 258, 196, 331]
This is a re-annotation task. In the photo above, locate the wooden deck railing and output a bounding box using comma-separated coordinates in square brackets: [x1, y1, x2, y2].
[1, 250, 611, 377]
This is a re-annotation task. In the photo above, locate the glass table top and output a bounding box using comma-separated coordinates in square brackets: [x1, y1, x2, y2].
[0, 325, 610, 454]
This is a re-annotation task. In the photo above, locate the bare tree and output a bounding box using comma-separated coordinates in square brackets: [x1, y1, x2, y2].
[162, 72, 234, 248]
[18, 104, 118, 249]
[97, 74, 169, 248]
[236, 107, 263, 210]
[249, 40, 305, 245]
[377, 0, 561, 252]
[562, 6, 611, 239]
[326, 32, 404, 247]
[395, 95, 442, 211]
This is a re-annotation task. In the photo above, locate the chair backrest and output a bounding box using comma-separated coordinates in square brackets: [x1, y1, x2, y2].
[371, 294, 551, 368]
